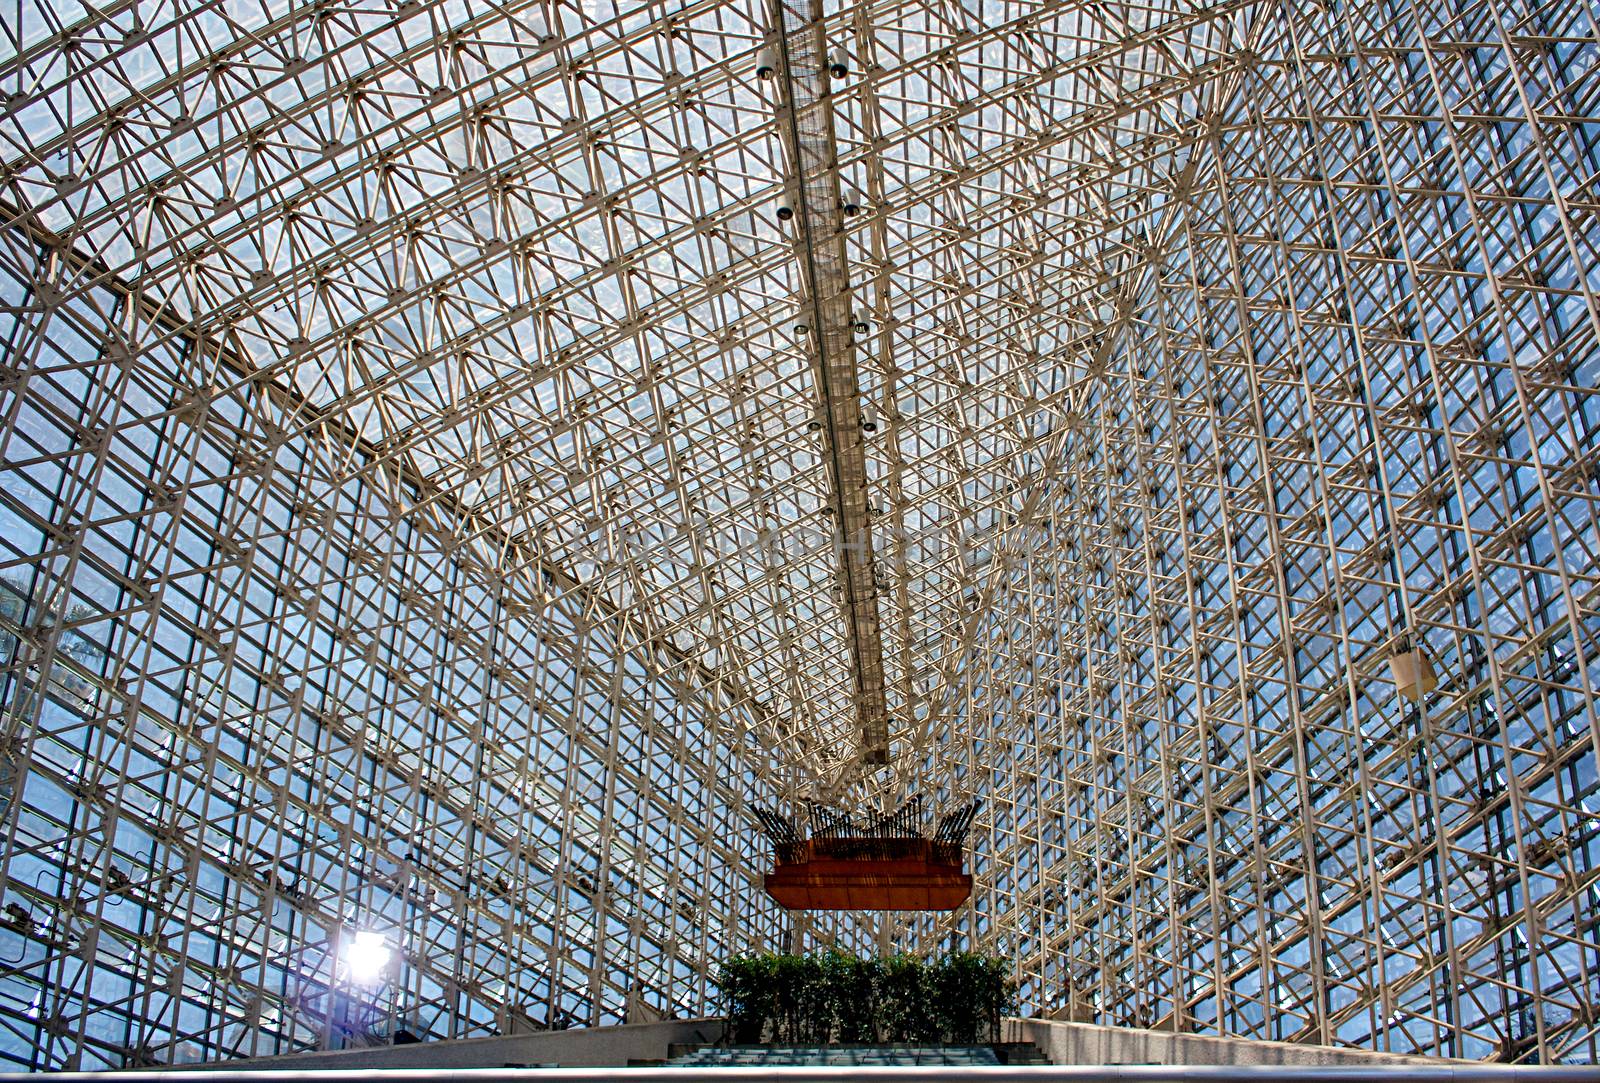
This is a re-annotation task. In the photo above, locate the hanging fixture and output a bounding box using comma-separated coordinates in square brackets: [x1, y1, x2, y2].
[1388, 633, 1439, 702]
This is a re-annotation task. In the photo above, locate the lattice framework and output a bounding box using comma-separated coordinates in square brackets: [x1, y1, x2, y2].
[0, 0, 1596, 1067]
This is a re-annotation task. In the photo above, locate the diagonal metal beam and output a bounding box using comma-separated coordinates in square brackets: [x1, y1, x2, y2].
[0, 194, 805, 789]
[765, 0, 890, 767]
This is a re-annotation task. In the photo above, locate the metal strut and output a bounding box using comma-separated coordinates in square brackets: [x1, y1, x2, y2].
[765, 0, 889, 766]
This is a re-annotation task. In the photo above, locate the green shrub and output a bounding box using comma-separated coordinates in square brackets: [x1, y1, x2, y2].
[979, 955, 1016, 1041]
[772, 953, 828, 1042]
[822, 950, 880, 1043]
[719, 953, 778, 1043]
[717, 950, 1012, 1045]
[931, 952, 1012, 1043]
[876, 954, 933, 1042]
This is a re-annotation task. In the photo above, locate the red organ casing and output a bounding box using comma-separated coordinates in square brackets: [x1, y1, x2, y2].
[762, 838, 973, 911]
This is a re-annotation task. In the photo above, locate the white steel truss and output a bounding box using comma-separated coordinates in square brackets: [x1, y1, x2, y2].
[0, 0, 1597, 1068]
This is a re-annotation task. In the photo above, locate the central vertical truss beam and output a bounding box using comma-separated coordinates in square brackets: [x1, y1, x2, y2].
[767, 2, 889, 766]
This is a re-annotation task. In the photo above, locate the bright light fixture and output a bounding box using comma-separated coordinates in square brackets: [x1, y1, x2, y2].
[345, 929, 391, 984]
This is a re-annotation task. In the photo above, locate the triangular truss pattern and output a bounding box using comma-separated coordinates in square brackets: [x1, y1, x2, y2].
[0, 0, 1596, 1067]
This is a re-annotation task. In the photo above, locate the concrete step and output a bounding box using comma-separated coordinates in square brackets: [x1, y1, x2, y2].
[992, 1041, 1052, 1065]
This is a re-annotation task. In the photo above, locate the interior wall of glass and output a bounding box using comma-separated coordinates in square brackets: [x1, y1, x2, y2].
[873, 0, 1600, 1064]
[0, 232, 803, 1070]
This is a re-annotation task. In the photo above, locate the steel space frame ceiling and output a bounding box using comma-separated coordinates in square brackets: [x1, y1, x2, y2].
[0, 0, 1597, 1067]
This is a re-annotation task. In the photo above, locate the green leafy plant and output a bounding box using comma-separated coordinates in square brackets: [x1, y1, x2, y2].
[876, 954, 933, 1043]
[719, 953, 778, 1043]
[821, 950, 879, 1043]
[980, 955, 1017, 1042]
[930, 952, 1012, 1043]
[772, 953, 824, 1042]
[718, 951, 1012, 1045]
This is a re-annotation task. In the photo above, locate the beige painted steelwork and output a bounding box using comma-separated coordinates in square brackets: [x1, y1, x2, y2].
[764, 0, 891, 766]
[0, 0, 1596, 1069]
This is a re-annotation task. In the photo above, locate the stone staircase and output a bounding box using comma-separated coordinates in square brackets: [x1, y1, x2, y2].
[991, 1042, 1051, 1066]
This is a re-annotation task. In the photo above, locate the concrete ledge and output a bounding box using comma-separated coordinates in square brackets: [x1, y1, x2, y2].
[72, 1064, 1600, 1081]
[164, 1018, 723, 1070]
[1005, 1017, 1460, 1066]
[152, 1016, 1474, 1072]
